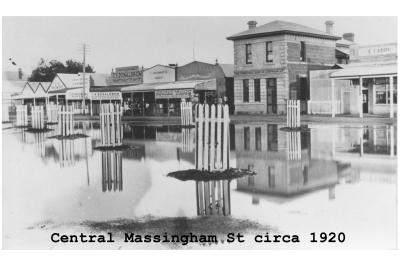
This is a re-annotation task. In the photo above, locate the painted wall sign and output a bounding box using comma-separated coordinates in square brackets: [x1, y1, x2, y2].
[110, 66, 143, 85]
[49, 74, 90, 92]
[66, 91, 90, 100]
[91, 91, 122, 101]
[143, 65, 175, 84]
[155, 89, 193, 99]
[357, 43, 397, 57]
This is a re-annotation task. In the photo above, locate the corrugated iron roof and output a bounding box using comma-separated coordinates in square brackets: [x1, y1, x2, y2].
[227, 20, 341, 41]
[330, 64, 397, 78]
[219, 64, 234, 78]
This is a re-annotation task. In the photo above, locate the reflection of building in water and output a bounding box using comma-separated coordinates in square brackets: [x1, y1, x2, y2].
[196, 180, 231, 216]
[234, 124, 342, 198]
[102, 151, 123, 192]
[309, 124, 396, 184]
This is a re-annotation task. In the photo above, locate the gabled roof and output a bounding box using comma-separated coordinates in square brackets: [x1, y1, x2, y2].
[227, 20, 341, 41]
[39, 82, 51, 92]
[219, 64, 234, 78]
[90, 73, 110, 87]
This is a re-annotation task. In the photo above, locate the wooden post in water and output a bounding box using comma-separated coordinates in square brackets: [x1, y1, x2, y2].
[100, 103, 123, 147]
[287, 100, 300, 128]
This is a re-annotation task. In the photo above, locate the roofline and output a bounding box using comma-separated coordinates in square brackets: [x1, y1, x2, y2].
[144, 64, 175, 71]
[227, 30, 341, 41]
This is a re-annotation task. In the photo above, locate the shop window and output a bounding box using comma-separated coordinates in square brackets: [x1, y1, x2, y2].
[255, 127, 262, 151]
[266, 41, 273, 62]
[254, 79, 261, 102]
[300, 41, 306, 62]
[375, 77, 397, 104]
[245, 44, 252, 64]
[243, 79, 249, 102]
[244, 127, 250, 150]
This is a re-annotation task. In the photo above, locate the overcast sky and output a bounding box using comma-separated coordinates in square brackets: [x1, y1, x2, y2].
[2, 16, 397, 75]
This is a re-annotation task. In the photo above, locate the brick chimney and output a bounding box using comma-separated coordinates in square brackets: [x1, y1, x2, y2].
[325, 20, 334, 34]
[343, 33, 355, 42]
[247, 20, 257, 29]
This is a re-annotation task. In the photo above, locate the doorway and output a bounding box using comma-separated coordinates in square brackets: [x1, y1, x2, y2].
[362, 90, 368, 113]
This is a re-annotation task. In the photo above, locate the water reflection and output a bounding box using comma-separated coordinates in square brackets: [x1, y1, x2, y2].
[101, 151, 123, 192]
[3, 117, 397, 248]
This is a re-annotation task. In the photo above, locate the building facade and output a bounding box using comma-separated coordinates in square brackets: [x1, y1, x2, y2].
[227, 20, 340, 115]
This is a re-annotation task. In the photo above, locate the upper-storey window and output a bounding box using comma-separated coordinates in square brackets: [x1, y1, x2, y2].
[266, 41, 273, 62]
[300, 41, 306, 62]
[245, 44, 252, 64]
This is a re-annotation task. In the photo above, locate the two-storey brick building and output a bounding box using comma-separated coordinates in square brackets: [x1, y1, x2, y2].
[227, 20, 341, 114]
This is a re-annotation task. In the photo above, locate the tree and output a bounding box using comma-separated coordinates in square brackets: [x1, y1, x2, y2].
[28, 58, 95, 82]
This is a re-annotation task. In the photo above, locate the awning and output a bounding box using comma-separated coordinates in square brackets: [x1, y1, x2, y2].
[121, 83, 160, 92]
[121, 79, 217, 92]
[330, 64, 397, 78]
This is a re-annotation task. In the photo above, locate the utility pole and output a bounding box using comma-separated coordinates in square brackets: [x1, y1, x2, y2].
[82, 43, 86, 115]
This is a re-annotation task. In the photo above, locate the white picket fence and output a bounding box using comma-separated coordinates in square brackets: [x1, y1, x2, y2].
[287, 100, 301, 128]
[58, 105, 75, 136]
[100, 103, 123, 147]
[180, 101, 193, 126]
[31, 106, 45, 129]
[47, 103, 58, 123]
[16, 105, 28, 126]
[195, 104, 230, 171]
[195, 103, 231, 216]
[287, 131, 301, 160]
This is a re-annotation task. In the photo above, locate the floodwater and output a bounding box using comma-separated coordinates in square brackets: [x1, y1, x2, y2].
[2, 120, 397, 249]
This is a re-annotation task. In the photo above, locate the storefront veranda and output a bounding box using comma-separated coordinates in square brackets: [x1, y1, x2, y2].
[121, 80, 217, 116]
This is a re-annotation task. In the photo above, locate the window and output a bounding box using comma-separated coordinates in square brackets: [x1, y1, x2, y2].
[267, 124, 278, 151]
[255, 127, 262, 151]
[244, 127, 250, 150]
[245, 44, 252, 64]
[375, 77, 397, 104]
[254, 79, 261, 102]
[266, 41, 273, 62]
[266, 78, 277, 114]
[268, 166, 276, 188]
[300, 41, 306, 62]
[243, 79, 249, 103]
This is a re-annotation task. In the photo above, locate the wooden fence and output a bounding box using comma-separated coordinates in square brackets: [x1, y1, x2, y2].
[180, 101, 193, 126]
[16, 105, 28, 126]
[100, 103, 123, 147]
[287, 100, 301, 128]
[102, 151, 123, 192]
[195, 103, 231, 216]
[46, 103, 58, 123]
[58, 105, 74, 136]
[31, 106, 45, 129]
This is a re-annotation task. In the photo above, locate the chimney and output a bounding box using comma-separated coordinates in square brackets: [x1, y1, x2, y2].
[343, 33, 355, 42]
[247, 20, 257, 29]
[325, 20, 334, 34]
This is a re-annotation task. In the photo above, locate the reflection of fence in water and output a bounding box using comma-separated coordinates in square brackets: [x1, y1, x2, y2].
[196, 180, 230, 216]
[59, 139, 75, 167]
[34, 132, 46, 157]
[181, 128, 195, 153]
[102, 151, 123, 192]
[16, 105, 28, 126]
[195, 104, 231, 216]
[286, 131, 301, 160]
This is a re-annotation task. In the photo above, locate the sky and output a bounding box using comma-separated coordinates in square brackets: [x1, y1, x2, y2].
[2, 16, 397, 75]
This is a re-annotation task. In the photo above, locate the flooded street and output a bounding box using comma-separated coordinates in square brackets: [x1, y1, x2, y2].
[2, 121, 397, 249]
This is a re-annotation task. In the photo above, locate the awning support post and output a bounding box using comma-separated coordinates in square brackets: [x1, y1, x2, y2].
[359, 77, 363, 118]
[331, 79, 335, 118]
[389, 75, 394, 118]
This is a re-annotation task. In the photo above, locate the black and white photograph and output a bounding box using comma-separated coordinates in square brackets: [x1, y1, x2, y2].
[1, 2, 399, 259]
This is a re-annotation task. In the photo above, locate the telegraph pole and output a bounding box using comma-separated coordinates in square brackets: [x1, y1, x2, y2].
[82, 43, 86, 115]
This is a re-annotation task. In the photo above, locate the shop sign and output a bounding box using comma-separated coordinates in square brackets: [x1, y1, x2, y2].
[66, 91, 90, 100]
[358, 43, 397, 57]
[91, 91, 122, 101]
[110, 66, 143, 85]
[49, 74, 90, 91]
[143, 65, 176, 84]
[155, 89, 193, 99]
